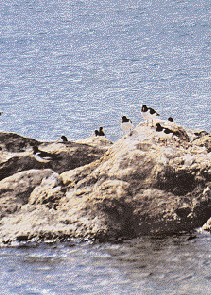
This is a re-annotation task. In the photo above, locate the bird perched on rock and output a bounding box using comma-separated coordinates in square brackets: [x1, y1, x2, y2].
[141, 104, 160, 126]
[32, 146, 61, 162]
[95, 127, 105, 137]
[156, 123, 174, 145]
[61, 135, 68, 142]
[94, 130, 99, 136]
[121, 116, 134, 136]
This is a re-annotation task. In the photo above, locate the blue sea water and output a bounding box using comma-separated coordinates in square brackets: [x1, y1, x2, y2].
[1, 233, 211, 295]
[1, 0, 211, 293]
[1, 0, 211, 142]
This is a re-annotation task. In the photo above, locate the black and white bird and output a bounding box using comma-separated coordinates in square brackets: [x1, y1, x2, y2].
[95, 127, 105, 137]
[121, 116, 134, 136]
[61, 135, 68, 142]
[168, 117, 173, 122]
[141, 105, 160, 126]
[156, 123, 174, 145]
[32, 146, 61, 162]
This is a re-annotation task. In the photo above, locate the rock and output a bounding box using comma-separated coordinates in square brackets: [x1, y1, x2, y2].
[75, 136, 113, 149]
[0, 169, 55, 217]
[0, 137, 109, 180]
[0, 205, 60, 243]
[29, 186, 65, 209]
[202, 217, 211, 232]
[145, 119, 190, 142]
[41, 142, 106, 174]
[29, 173, 65, 209]
[0, 132, 40, 152]
[0, 155, 48, 181]
[57, 123, 211, 238]
[193, 130, 210, 138]
[60, 160, 100, 187]
[0, 123, 211, 244]
[191, 135, 211, 153]
[0, 204, 110, 244]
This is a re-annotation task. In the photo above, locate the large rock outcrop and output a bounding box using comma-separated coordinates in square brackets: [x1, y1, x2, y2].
[0, 123, 211, 245]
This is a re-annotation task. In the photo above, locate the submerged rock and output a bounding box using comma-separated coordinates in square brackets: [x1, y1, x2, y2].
[0, 123, 211, 245]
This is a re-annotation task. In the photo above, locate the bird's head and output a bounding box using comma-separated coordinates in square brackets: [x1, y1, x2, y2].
[141, 105, 147, 112]
[61, 135, 68, 142]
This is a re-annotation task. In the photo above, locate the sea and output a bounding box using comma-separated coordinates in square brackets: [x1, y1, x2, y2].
[0, 0, 211, 293]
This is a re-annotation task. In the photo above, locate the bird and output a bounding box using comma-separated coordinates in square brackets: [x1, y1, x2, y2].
[61, 135, 68, 142]
[95, 127, 105, 137]
[168, 117, 173, 122]
[32, 146, 61, 162]
[94, 130, 99, 136]
[121, 116, 133, 136]
[141, 105, 160, 126]
[156, 123, 174, 145]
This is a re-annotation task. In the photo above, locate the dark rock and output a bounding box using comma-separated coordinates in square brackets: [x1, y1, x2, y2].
[0, 132, 40, 153]
[0, 137, 112, 180]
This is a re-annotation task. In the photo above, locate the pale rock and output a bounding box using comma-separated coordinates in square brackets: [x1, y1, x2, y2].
[0, 169, 55, 217]
[0, 123, 211, 243]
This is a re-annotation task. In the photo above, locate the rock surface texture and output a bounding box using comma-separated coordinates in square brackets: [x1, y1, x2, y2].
[0, 134, 108, 180]
[0, 123, 211, 245]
